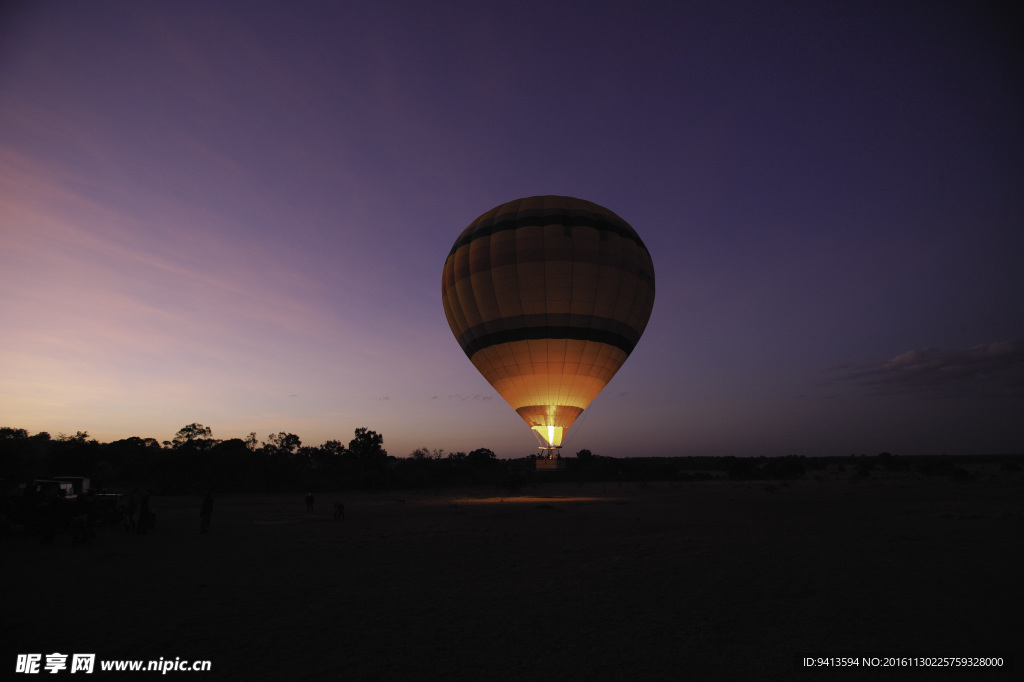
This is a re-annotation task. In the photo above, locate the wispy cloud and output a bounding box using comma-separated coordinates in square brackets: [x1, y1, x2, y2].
[829, 340, 1024, 397]
[445, 394, 493, 402]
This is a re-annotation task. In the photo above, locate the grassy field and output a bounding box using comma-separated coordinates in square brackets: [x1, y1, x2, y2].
[5, 468, 1022, 680]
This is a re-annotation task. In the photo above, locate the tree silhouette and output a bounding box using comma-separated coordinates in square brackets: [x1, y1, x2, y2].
[58, 431, 93, 443]
[172, 423, 215, 450]
[266, 432, 301, 457]
[347, 427, 387, 462]
[468, 448, 496, 464]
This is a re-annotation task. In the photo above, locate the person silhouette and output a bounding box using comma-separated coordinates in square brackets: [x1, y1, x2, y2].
[333, 501, 345, 521]
[305, 492, 314, 513]
[124, 489, 138, 532]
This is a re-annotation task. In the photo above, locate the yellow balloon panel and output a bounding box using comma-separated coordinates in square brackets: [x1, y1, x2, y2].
[472, 338, 627, 427]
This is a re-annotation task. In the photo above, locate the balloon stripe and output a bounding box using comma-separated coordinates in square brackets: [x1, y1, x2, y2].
[447, 209, 650, 259]
[458, 321, 638, 359]
[449, 246, 655, 288]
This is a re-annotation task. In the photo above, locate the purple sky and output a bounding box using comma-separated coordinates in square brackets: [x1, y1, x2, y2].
[2, 0, 1022, 458]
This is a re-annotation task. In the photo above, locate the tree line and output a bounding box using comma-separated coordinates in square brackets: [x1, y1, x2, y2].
[0, 424, 512, 493]
[2, 425, 1014, 494]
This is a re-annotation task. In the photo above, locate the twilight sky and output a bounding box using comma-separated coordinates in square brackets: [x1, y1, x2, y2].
[2, 0, 1022, 458]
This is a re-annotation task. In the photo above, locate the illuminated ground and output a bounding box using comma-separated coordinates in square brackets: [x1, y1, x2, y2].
[6, 470, 1022, 680]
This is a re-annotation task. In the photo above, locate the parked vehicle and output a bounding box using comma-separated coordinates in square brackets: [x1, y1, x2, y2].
[1, 477, 125, 535]
[54, 476, 125, 524]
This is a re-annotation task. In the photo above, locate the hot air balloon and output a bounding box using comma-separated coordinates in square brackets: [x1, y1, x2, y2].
[441, 196, 655, 455]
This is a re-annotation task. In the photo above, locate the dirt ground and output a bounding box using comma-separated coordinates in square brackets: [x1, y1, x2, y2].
[5, 468, 1022, 680]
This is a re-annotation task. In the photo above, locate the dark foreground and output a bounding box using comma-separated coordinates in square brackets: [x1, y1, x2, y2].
[5, 470, 1022, 681]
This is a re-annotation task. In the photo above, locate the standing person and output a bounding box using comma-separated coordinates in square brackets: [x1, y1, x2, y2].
[333, 500, 345, 522]
[200, 492, 213, 533]
[124, 489, 138, 532]
[305, 492, 314, 513]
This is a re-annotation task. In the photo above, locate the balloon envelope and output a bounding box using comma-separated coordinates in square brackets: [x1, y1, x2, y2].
[442, 196, 655, 448]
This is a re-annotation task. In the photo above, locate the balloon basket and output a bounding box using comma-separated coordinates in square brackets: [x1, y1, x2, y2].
[535, 448, 565, 471]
